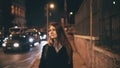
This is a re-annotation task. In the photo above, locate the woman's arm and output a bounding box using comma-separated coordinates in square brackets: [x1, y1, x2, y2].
[39, 44, 48, 68]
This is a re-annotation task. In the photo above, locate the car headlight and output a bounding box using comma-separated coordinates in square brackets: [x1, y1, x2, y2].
[2, 43, 6, 47]
[13, 43, 19, 47]
[23, 35, 26, 38]
[29, 38, 34, 42]
[43, 34, 47, 39]
[40, 36, 43, 39]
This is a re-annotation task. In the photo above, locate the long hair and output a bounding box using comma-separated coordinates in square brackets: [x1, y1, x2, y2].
[48, 22, 73, 64]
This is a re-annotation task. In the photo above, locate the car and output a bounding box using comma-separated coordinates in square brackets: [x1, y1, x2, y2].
[26, 29, 41, 47]
[2, 33, 30, 53]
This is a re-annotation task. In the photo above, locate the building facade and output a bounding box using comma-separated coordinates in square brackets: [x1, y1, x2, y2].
[0, 0, 26, 36]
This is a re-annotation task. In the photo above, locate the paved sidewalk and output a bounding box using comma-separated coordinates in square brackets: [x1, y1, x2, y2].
[67, 34, 88, 68]
[31, 34, 87, 68]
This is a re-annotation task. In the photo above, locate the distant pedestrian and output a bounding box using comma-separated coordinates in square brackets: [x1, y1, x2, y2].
[39, 22, 73, 68]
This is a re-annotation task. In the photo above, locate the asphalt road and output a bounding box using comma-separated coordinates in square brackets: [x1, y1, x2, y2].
[0, 41, 47, 68]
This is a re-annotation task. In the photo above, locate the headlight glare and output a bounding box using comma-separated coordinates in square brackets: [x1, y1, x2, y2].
[2, 43, 6, 47]
[29, 38, 34, 42]
[14, 43, 19, 47]
[43, 34, 47, 39]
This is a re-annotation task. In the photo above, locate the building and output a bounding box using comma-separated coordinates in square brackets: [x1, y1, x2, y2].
[0, 0, 26, 36]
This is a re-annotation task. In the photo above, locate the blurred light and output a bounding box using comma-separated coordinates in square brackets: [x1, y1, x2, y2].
[70, 12, 73, 15]
[43, 34, 47, 39]
[14, 26, 18, 28]
[38, 32, 41, 35]
[3, 37, 8, 42]
[113, 1, 116, 4]
[10, 34, 12, 37]
[2, 43, 6, 47]
[23, 35, 26, 38]
[34, 42, 39, 46]
[13, 43, 19, 47]
[40, 36, 43, 39]
[29, 38, 34, 42]
[30, 45, 32, 47]
[50, 3, 55, 9]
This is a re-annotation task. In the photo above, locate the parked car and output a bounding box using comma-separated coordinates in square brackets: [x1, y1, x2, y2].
[2, 33, 30, 53]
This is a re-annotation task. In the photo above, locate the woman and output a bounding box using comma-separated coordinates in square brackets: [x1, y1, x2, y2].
[39, 22, 73, 68]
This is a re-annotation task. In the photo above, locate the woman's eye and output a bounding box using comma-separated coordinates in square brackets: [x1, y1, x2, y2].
[48, 29, 55, 32]
[52, 29, 56, 31]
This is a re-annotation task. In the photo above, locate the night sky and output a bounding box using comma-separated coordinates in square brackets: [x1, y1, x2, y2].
[26, 0, 83, 28]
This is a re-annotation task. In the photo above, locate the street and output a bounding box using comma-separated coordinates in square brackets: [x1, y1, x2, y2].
[0, 41, 47, 68]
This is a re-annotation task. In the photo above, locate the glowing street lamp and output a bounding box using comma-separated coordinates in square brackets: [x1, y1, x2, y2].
[50, 3, 55, 9]
[70, 12, 73, 15]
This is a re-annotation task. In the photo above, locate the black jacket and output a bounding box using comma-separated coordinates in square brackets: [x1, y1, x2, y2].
[39, 44, 73, 68]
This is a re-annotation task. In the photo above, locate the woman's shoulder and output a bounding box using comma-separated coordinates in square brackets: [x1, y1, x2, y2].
[43, 44, 48, 48]
[43, 44, 51, 49]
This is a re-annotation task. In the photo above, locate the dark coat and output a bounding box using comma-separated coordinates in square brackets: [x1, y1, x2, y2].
[39, 44, 73, 68]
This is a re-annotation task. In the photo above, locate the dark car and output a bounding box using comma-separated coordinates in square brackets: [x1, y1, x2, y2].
[26, 31, 41, 47]
[2, 34, 30, 53]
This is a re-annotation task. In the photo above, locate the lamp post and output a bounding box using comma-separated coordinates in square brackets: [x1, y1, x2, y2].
[46, 4, 49, 35]
[46, 3, 55, 35]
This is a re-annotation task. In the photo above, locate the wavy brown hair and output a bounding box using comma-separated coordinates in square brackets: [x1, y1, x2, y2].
[48, 22, 73, 64]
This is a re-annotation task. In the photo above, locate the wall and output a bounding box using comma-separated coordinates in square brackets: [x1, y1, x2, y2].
[74, 0, 120, 67]
[74, 35, 120, 68]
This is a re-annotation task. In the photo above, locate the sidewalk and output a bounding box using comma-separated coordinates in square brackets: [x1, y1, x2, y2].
[31, 34, 87, 68]
[67, 34, 88, 68]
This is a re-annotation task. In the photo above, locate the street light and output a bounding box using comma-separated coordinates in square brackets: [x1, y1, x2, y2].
[46, 3, 55, 36]
[69, 12, 73, 24]
[50, 3, 55, 9]
[70, 12, 73, 15]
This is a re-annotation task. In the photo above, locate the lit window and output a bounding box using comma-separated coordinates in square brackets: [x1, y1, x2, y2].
[15, 7, 18, 15]
[23, 11, 25, 17]
[20, 9, 23, 17]
[18, 8, 21, 16]
[11, 5, 14, 14]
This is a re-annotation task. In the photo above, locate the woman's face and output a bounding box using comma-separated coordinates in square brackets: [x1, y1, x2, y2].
[48, 25, 57, 39]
